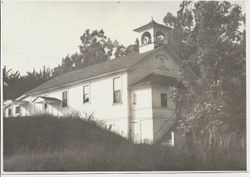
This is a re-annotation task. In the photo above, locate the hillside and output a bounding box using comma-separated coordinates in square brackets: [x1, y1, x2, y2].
[3, 115, 245, 171]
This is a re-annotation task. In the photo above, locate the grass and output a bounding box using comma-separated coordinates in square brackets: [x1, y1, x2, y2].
[3, 115, 246, 171]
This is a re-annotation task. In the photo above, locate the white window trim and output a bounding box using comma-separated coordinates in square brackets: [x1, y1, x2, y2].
[160, 92, 168, 108]
[83, 83, 91, 104]
[15, 106, 21, 114]
[62, 89, 69, 108]
[113, 76, 122, 105]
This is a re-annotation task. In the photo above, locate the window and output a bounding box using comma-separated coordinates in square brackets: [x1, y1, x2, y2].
[83, 85, 90, 103]
[113, 77, 122, 104]
[62, 91, 68, 107]
[161, 93, 168, 107]
[132, 93, 137, 105]
[156, 31, 165, 44]
[15, 106, 20, 114]
[8, 108, 12, 116]
[141, 31, 152, 46]
[44, 102, 48, 111]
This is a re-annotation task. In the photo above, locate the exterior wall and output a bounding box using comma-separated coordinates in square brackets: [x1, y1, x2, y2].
[131, 85, 153, 143]
[12, 104, 20, 117]
[152, 85, 176, 141]
[22, 102, 35, 116]
[20, 71, 129, 138]
[130, 83, 177, 143]
[140, 44, 155, 53]
[4, 107, 10, 117]
[128, 50, 180, 87]
[3, 101, 26, 117]
[3, 100, 12, 117]
[127, 49, 181, 143]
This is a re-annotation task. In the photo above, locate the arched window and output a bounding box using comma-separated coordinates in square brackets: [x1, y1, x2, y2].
[141, 32, 152, 46]
[156, 31, 165, 44]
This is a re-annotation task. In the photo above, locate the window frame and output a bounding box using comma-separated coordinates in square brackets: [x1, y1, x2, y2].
[132, 93, 137, 105]
[160, 93, 168, 108]
[113, 76, 122, 104]
[155, 31, 165, 44]
[15, 106, 20, 114]
[141, 31, 152, 46]
[8, 108, 12, 116]
[62, 90, 68, 108]
[83, 84, 90, 104]
[43, 102, 48, 111]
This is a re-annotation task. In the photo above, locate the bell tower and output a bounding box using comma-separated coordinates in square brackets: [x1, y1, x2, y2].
[133, 19, 171, 53]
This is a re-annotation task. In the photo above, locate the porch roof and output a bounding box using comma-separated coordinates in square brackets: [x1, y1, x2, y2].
[3, 100, 29, 108]
[132, 73, 177, 88]
[132, 73, 187, 90]
[32, 96, 61, 103]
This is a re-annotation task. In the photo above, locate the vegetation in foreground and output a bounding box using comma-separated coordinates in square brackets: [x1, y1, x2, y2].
[4, 115, 246, 171]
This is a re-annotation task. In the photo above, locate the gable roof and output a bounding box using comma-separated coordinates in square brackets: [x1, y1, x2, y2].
[25, 47, 160, 95]
[24, 45, 199, 96]
[3, 100, 28, 108]
[133, 19, 172, 32]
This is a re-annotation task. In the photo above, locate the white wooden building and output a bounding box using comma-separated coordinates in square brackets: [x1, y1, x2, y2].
[3, 20, 197, 144]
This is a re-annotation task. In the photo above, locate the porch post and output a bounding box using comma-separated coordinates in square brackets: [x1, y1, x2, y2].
[171, 131, 175, 146]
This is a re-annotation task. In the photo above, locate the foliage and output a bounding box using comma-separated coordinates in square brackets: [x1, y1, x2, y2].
[164, 1, 245, 150]
[52, 29, 139, 76]
[3, 29, 139, 99]
[4, 116, 245, 171]
[3, 66, 21, 83]
[3, 66, 53, 100]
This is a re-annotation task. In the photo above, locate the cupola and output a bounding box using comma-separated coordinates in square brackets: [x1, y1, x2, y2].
[133, 19, 171, 53]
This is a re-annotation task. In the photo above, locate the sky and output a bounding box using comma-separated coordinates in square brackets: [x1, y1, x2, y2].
[2, 1, 246, 75]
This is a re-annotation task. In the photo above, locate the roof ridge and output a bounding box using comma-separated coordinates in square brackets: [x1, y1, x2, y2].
[24, 49, 157, 95]
[52, 52, 140, 78]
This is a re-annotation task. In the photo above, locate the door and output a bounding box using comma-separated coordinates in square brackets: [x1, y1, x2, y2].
[132, 121, 141, 143]
[43, 101, 49, 113]
[140, 120, 153, 143]
[132, 120, 153, 143]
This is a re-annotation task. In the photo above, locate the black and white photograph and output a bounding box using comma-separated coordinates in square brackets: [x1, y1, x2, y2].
[1, 0, 247, 174]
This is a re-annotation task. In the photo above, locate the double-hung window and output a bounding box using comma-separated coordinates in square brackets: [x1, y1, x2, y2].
[62, 91, 68, 107]
[113, 77, 122, 104]
[83, 85, 90, 103]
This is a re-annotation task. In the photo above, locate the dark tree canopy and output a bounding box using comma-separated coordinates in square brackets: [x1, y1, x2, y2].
[3, 66, 53, 100]
[164, 1, 245, 149]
